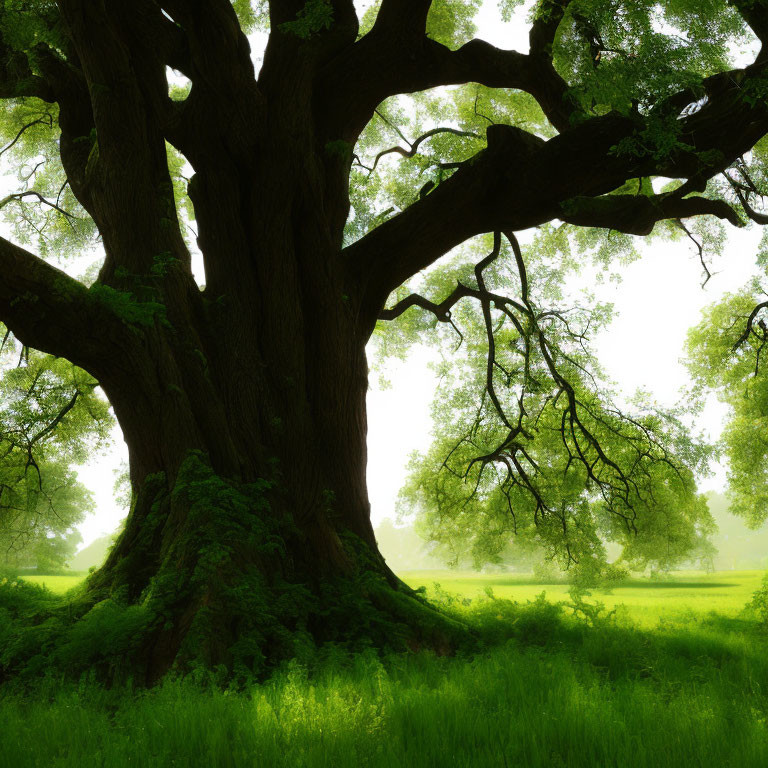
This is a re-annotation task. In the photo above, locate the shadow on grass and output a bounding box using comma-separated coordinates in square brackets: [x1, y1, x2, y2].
[600, 580, 738, 590]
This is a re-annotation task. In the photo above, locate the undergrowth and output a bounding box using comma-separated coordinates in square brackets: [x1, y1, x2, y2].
[2, 584, 768, 767]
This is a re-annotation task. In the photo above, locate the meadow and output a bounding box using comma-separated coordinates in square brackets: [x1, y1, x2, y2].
[401, 569, 767, 626]
[3, 569, 768, 767]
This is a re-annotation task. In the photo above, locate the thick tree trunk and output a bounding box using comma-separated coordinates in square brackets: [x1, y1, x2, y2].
[77, 251, 434, 679]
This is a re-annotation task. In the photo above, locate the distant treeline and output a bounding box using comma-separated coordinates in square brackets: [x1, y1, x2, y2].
[60, 492, 768, 575]
[374, 492, 768, 574]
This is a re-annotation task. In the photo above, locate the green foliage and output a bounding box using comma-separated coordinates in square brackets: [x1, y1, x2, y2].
[230, 0, 266, 33]
[0, 452, 470, 683]
[0, 98, 97, 257]
[279, 0, 333, 38]
[426, 0, 482, 48]
[384, 232, 712, 582]
[687, 259, 768, 526]
[0, 337, 112, 570]
[611, 115, 686, 162]
[498, 0, 528, 22]
[88, 284, 168, 328]
[551, 0, 747, 115]
[357, 0, 482, 44]
[745, 572, 768, 629]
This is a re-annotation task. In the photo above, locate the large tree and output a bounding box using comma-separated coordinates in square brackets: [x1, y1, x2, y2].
[1, 0, 768, 678]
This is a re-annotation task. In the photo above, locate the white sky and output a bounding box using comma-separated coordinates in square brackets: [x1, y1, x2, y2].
[0, 2, 763, 547]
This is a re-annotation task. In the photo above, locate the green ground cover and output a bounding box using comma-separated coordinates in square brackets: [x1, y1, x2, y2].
[21, 568, 764, 624]
[2, 570, 768, 767]
[400, 569, 766, 626]
[10, 573, 87, 594]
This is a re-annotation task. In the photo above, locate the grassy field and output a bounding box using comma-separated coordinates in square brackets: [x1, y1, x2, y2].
[20, 568, 765, 624]
[12, 573, 87, 594]
[3, 569, 768, 767]
[400, 569, 766, 626]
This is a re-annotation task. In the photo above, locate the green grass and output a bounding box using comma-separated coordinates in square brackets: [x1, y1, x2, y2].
[13, 573, 86, 594]
[2, 570, 768, 767]
[400, 569, 766, 626]
[22, 569, 766, 626]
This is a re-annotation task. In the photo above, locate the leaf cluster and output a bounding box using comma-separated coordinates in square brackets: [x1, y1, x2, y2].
[0, 332, 112, 569]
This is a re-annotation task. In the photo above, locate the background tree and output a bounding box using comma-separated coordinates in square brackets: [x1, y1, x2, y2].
[689, 246, 768, 528]
[0, 330, 112, 571]
[1, 0, 768, 678]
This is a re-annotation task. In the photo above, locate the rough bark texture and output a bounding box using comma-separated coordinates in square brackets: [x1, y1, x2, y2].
[1, 0, 768, 679]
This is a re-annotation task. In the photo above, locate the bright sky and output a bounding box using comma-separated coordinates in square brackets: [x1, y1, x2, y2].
[1, 2, 764, 547]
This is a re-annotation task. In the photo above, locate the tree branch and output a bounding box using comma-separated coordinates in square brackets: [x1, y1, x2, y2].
[0, 190, 78, 220]
[368, 126, 482, 173]
[379, 281, 527, 323]
[347, 53, 768, 337]
[320, 33, 580, 140]
[0, 237, 123, 372]
[558, 193, 743, 235]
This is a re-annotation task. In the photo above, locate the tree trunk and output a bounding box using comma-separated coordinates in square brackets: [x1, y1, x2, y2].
[0, 1, 473, 681]
[76, 227, 440, 679]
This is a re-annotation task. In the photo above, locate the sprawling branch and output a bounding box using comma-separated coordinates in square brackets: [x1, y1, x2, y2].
[559, 193, 743, 235]
[0, 238, 121, 371]
[347, 114, 633, 332]
[347, 53, 768, 336]
[379, 282, 526, 323]
[320, 29, 579, 140]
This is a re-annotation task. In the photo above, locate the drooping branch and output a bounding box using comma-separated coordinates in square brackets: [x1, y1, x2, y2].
[400, 231, 690, 551]
[0, 191, 77, 220]
[676, 220, 714, 288]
